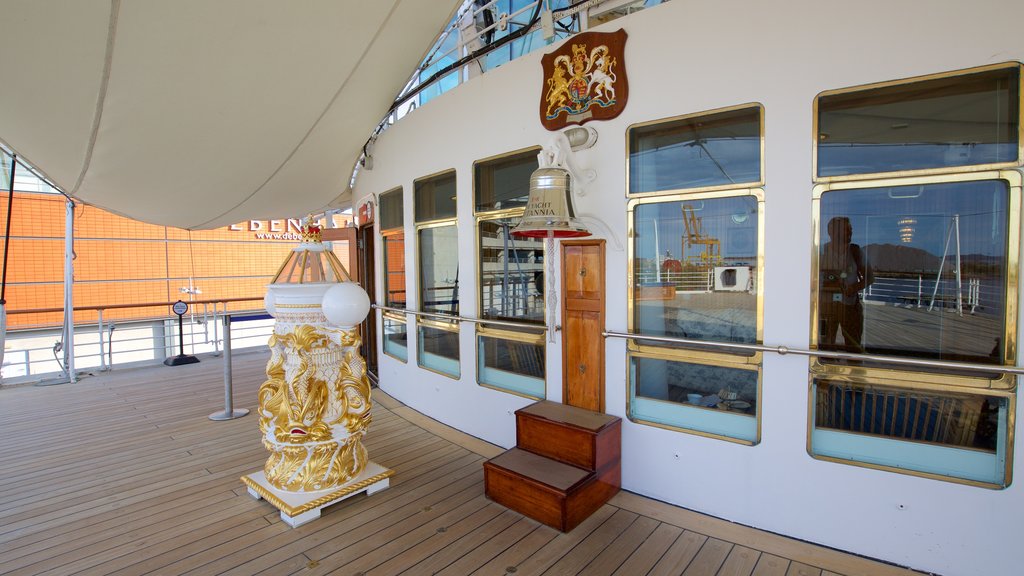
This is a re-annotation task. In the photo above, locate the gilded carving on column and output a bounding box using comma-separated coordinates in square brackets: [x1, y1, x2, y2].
[257, 324, 372, 492]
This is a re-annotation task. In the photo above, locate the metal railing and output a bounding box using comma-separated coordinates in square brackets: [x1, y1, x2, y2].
[2, 297, 272, 382]
[373, 303, 546, 332]
[602, 330, 1024, 377]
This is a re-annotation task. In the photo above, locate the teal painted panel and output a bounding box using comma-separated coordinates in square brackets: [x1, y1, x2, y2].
[419, 350, 460, 378]
[479, 364, 544, 399]
[812, 428, 1002, 484]
[631, 396, 757, 442]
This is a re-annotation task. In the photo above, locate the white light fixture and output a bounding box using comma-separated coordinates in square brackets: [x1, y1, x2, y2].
[322, 282, 371, 329]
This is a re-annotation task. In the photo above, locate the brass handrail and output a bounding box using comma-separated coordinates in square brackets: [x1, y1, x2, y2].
[6, 296, 264, 315]
[372, 303, 546, 332]
[602, 330, 1024, 376]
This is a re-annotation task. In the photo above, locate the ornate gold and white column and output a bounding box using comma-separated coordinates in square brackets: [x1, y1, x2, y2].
[242, 221, 391, 528]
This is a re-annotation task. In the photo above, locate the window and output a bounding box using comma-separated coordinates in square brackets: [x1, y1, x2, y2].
[814, 177, 1014, 366]
[626, 104, 765, 444]
[475, 148, 546, 398]
[810, 64, 1023, 487]
[816, 63, 1020, 180]
[629, 104, 762, 196]
[379, 187, 407, 361]
[416, 171, 460, 378]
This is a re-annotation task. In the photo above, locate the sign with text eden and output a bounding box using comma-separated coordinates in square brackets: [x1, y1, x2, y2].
[228, 216, 351, 240]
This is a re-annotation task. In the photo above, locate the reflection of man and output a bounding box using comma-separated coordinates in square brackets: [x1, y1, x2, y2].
[820, 217, 872, 352]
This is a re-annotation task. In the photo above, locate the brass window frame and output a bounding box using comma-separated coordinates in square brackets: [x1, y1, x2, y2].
[809, 170, 1021, 391]
[415, 210, 460, 378]
[473, 148, 548, 397]
[381, 311, 409, 363]
[415, 219, 460, 323]
[812, 62, 1024, 184]
[378, 186, 408, 364]
[626, 188, 766, 348]
[805, 370, 1016, 489]
[627, 347, 763, 446]
[472, 146, 540, 215]
[625, 187, 766, 443]
[625, 102, 765, 199]
[413, 169, 458, 225]
[378, 186, 404, 232]
[380, 227, 407, 310]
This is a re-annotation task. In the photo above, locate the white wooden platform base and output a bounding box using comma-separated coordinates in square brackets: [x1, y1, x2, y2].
[241, 462, 393, 528]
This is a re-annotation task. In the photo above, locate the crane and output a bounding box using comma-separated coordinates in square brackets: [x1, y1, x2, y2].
[681, 204, 722, 267]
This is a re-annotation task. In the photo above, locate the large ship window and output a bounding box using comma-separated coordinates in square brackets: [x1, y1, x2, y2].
[415, 170, 457, 222]
[626, 105, 765, 444]
[816, 63, 1021, 180]
[627, 190, 764, 444]
[809, 64, 1022, 487]
[628, 104, 762, 196]
[814, 177, 1013, 365]
[415, 171, 459, 378]
[379, 187, 407, 362]
[475, 148, 546, 399]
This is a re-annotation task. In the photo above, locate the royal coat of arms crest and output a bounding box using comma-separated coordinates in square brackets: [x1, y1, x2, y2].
[540, 29, 628, 130]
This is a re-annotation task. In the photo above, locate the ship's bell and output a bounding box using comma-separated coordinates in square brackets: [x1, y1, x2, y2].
[510, 166, 591, 238]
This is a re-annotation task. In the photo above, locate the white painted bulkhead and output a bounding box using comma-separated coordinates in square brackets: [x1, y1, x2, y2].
[352, 2, 1024, 574]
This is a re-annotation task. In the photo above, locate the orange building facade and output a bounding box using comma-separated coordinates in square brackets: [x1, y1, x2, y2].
[1, 190, 351, 329]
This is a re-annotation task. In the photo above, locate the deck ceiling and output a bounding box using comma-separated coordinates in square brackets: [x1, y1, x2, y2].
[0, 0, 459, 229]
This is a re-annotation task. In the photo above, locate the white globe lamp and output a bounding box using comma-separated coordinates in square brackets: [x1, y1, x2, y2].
[322, 282, 371, 329]
[264, 288, 277, 318]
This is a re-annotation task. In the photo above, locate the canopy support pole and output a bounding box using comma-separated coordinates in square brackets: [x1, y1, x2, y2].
[63, 199, 76, 383]
[0, 153, 15, 381]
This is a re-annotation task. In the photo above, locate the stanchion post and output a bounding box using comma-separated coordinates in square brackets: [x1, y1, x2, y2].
[209, 313, 249, 421]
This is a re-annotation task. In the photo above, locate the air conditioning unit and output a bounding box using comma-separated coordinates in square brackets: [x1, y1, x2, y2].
[714, 266, 752, 292]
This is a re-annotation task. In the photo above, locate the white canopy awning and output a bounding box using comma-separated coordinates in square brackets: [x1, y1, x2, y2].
[0, 0, 458, 228]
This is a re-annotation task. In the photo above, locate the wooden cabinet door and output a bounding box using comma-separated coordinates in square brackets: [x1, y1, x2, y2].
[561, 240, 605, 412]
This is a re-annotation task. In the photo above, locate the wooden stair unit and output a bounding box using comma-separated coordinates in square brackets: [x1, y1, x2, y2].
[483, 400, 621, 532]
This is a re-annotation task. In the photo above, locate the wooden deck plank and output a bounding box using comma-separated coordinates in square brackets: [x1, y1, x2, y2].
[0, 352, 929, 576]
[682, 537, 733, 576]
[579, 515, 661, 576]
[610, 491, 920, 576]
[307, 479, 491, 574]
[611, 522, 685, 576]
[468, 523, 561, 576]
[0, 493, 252, 572]
[786, 561, 824, 576]
[205, 452, 485, 576]
[396, 508, 523, 575]
[648, 530, 708, 576]
[362, 501, 510, 575]
[538, 508, 640, 575]
[751, 553, 791, 576]
[717, 545, 762, 576]
[473, 506, 619, 576]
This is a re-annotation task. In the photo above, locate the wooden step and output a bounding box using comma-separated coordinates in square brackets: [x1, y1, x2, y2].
[483, 448, 620, 532]
[485, 401, 623, 532]
[515, 400, 621, 472]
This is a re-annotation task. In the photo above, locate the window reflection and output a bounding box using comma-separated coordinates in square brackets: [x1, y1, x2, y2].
[383, 233, 406, 309]
[379, 187, 404, 230]
[415, 171, 457, 222]
[631, 355, 758, 442]
[818, 65, 1020, 177]
[475, 150, 537, 212]
[383, 315, 408, 361]
[817, 179, 1009, 364]
[419, 324, 460, 377]
[815, 379, 999, 452]
[629, 105, 761, 194]
[479, 218, 545, 324]
[419, 225, 460, 316]
[633, 196, 759, 344]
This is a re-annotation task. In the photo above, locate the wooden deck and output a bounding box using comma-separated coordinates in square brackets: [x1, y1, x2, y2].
[0, 351, 925, 576]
